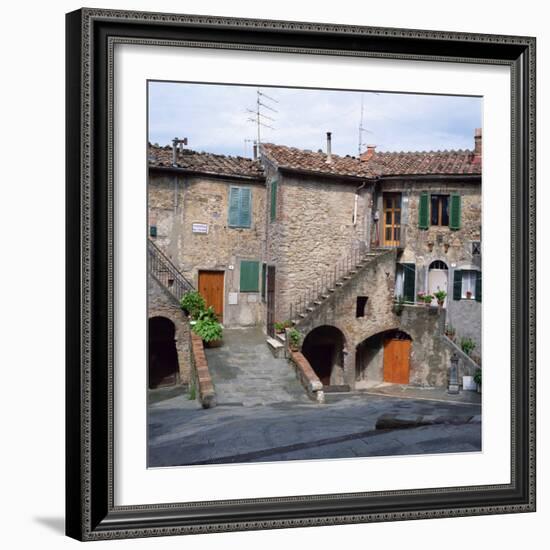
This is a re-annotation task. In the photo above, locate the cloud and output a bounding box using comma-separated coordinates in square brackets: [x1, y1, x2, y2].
[148, 81, 482, 157]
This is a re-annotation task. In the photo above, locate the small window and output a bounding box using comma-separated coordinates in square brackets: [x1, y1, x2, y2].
[461, 270, 477, 299]
[472, 241, 481, 255]
[431, 195, 449, 226]
[149, 225, 157, 237]
[356, 296, 368, 318]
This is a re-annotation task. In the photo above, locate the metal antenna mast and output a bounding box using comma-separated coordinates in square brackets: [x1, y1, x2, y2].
[247, 89, 278, 147]
[358, 92, 379, 156]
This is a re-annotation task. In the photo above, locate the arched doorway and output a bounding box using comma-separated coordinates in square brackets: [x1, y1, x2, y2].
[428, 260, 448, 307]
[302, 325, 346, 386]
[356, 329, 412, 387]
[148, 316, 179, 389]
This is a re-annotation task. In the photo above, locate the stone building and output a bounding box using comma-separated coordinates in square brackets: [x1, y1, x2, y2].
[147, 129, 482, 390]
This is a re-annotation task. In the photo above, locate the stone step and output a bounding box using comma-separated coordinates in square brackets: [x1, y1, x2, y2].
[335, 282, 343, 287]
[266, 337, 284, 359]
[313, 300, 322, 305]
[276, 332, 286, 344]
[306, 307, 314, 312]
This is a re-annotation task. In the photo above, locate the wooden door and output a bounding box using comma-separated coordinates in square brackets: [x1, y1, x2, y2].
[383, 337, 411, 384]
[198, 271, 224, 321]
[266, 265, 276, 337]
[383, 193, 402, 247]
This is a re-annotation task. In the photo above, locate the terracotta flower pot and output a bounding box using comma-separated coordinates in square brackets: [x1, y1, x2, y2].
[204, 339, 223, 348]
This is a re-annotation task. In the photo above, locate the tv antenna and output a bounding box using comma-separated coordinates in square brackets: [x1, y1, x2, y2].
[247, 89, 278, 146]
[358, 92, 379, 156]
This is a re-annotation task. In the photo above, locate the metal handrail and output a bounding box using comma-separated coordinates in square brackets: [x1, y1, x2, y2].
[148, 239, 194, 303]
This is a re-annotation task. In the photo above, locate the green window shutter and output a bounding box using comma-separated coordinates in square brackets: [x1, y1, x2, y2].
[261, 263, 267, 300]
[228, 187, 240, 227]
[270, 179, 278, 221]
[403, 263, 416, 302]
[240, 260, 259, 292]
[453, 270, 463, 301]
[449, 194, 461, 230]
[418, 192, 429, 229]
[475, 270, 482, 302]
[239, 188, 251, 228]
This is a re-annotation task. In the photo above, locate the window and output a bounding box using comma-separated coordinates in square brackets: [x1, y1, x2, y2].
[472, 241, 481, 255]
[395, 263, 416, 302]
[240, 260, 260, 292]
[419, 192, 461, 230]
[453, 269, 481, 302]
[149, 225, 157, 237]
[356, 296, 368, 318]
[228, 187, 252, 228]
[431, 194, 449, 226]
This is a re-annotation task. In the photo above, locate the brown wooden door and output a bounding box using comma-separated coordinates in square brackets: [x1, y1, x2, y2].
[383, 193, 402, 247]
[266, 265, 276, 337]
[383, 337, 411, 384]
[198, 271, 224, 321]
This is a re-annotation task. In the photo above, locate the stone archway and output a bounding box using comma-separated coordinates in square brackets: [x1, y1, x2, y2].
[148, 316, 179, 388]
[355, 329, 412, 388]
[302, 325, 346, 387]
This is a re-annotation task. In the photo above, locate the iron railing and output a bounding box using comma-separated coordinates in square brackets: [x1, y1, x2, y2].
[148, 239, 194, 303]
[289, 246, 387, 325]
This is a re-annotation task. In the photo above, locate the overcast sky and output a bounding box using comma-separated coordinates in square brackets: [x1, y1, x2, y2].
[148, 81, 482, 158]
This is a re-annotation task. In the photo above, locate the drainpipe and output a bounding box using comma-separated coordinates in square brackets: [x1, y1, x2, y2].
[353, 181, 367, 225]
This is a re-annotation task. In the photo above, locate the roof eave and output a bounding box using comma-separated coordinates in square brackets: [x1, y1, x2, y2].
[149, 164, 265, 183]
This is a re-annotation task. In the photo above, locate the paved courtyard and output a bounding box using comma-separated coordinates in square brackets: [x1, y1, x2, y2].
[148, 329, 481, 467]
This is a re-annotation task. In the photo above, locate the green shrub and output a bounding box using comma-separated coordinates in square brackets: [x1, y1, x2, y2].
[288, 328, 302, 350]
[180, 291, 206, 319]
[196, 306, 218, 322]
[433, 290, 447, 303]
[192, 317, 223, 343]
[461, 337, 476, 356]
[274, 320, 292, 333]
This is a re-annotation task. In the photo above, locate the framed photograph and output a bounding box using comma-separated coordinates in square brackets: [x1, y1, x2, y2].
[66, 8, 536, 541]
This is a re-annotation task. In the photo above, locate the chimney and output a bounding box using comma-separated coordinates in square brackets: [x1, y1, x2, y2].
[326, 132, 332, 163]
[253, 141, 258, 160]
[474, 128, 482, 163]
[360, 144, 377, 162]
[172, 137, 188, 166]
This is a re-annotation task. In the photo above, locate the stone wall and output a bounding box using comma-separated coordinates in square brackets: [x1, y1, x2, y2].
[295, 250, 451, 388]
[374, 179, 482, 353]
[148, 172, 266, 327]
[148, 273, 191, 384]
[263, 157, 372, 324]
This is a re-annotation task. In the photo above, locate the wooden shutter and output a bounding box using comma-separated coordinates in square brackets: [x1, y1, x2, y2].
[270, 179, 278, 221]
[228, 187, 240, 227]
[261, 263, 267, 300]
[475, 270, 482, 302]
[453, 269, 463, 300]
[418, 192, 429, 229]
[403, 263, 416, 302]
[240, 260, 259, 292]
[449, 194, 461, 230]
[239, 188, 251, 227]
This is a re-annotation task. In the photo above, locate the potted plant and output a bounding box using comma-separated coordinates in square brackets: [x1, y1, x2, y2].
[466, 290, 473, 299]
[423, 293, 434, 307]
[275, 320, 291, 334]
[445, 324, 456, 341]
[288, 328, 302, 352]
[433, 289, 447, 307]
[473, 368, 482, 393]
[460, 337, 476, 356]
[192, 315, 223, 348]
[180, 290, 206, 320]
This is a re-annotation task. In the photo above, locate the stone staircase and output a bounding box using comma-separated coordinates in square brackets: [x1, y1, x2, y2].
[289, 247, 393, 327]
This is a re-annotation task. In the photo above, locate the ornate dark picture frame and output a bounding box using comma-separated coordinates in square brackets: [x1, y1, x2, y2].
[66, 8, 536, 541]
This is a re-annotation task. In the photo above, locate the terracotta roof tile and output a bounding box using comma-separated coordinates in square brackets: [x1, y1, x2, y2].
[260, 143, 377, 179]
[148, 144, 264, 180]
[261, 143, 481, 178]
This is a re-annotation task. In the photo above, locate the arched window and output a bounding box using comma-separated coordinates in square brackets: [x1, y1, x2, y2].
[429, 260, 448, 270]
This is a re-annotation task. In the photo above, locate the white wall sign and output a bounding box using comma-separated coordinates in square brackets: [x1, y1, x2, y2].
[192, 222, 208, 234]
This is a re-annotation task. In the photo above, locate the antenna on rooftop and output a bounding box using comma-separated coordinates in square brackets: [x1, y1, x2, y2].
[246, 89, 278, 147]
[358, 92, 379, 156]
